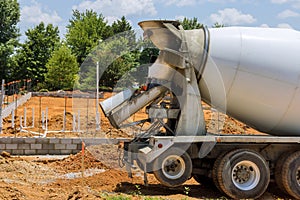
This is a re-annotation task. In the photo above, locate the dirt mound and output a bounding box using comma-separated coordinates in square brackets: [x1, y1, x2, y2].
[86, 144, 121, 169]
[47, 112, 73, 131]
[50, 150, 107, 172]
[0, 185, 27, 200]
[53, 169, 141, 191]
[0, 155, 59, 185]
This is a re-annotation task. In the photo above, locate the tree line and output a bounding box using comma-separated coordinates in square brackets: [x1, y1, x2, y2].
[0, 0, 224, 92]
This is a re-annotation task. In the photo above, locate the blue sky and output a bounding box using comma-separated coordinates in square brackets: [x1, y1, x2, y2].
[18, 0, 300, 41]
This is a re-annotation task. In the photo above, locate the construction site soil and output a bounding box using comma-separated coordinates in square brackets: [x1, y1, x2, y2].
[0, 93, 291, 199]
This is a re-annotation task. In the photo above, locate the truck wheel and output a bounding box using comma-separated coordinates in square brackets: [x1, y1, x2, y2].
[153, 147, 192, 187]
[216, 149, 270, 199]
[281, 151, 300, 199]
[212, 152, 227, 192]
[275, 152, 291, 195]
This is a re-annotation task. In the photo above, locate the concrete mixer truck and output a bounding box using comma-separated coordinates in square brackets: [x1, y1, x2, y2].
[100, 20, 300, 199]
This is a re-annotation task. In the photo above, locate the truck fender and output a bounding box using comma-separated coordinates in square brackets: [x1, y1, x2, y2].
[140, 138, 175, 163]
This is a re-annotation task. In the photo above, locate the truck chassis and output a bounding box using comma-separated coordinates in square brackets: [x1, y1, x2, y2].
[123, 134, 300, 199]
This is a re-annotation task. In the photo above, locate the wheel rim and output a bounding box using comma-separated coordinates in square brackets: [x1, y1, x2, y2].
[231, 160, 260, 191]
[161, 155, 185, 180]
[297, 166, 300, 187]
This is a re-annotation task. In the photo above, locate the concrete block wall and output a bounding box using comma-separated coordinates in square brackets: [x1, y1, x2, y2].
[0, 137, 129, 155]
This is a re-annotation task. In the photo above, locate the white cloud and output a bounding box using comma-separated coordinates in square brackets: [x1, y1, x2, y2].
[177, 0, 197, 6]
[277, 23, 294, 29]
[105, 16, 120, 25]
[260, 24, 270, 28]
[291, 0, 300, 8]
[271, 0, 289, 4]
[175, 15, 186, 21]
[104, 16, 133, 26]
[260, 23, 294, 29]
[278, 9, 300, 18]
[210, 8, 256, 25]
[73, 0, 157, 17]
[206, 0, 236, 3]
[164, 0, 196, 6]
[21, 1, 62, 25]
[270, 0, 300, 8]
[165, 0, 236, 6]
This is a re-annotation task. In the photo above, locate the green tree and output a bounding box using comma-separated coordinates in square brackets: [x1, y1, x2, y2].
[79, 34, 139, 91]
[111, 16, 136, 47]
[133, 38, 159, 84]
[213, 22, 225, 28]
[66, 10, 112, 65]
[138, 39, 159, 65]
[102, 51, 139, 89]
[111, 16, 132, 35]
[67, 12, 138, 90]
[45, 44, 79, 90]
[180, 17, 203, 30]
[14, 22, 60, 87]
[0, 0, 20, 80]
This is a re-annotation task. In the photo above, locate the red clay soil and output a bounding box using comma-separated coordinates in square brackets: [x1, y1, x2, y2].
[0, 94, 289, 199]
[0, 148, 290, 200]
[1, 94, 128, 138]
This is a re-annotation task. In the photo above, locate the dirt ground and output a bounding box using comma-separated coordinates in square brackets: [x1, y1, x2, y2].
[0, 148, 291, 200]
[0, 94, 291, 199]
[2, 93, 128, 138]
[1, 93, 262, 138]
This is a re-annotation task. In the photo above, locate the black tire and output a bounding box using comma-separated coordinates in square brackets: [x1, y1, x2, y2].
[212, 152, 227, 192]
[281, 151, 300, 199]
[217, 149, 270, 199]
[153, 147, 192, 187]
[275, 152, 291, 195]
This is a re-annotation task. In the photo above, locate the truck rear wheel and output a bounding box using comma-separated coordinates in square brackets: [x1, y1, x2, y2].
[275, 152, 291, 194]
[279, 151, 300, 199]
[153, 147, 192, 187]
[216, 149, 270, 199]
[212, 152, 227, 192]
